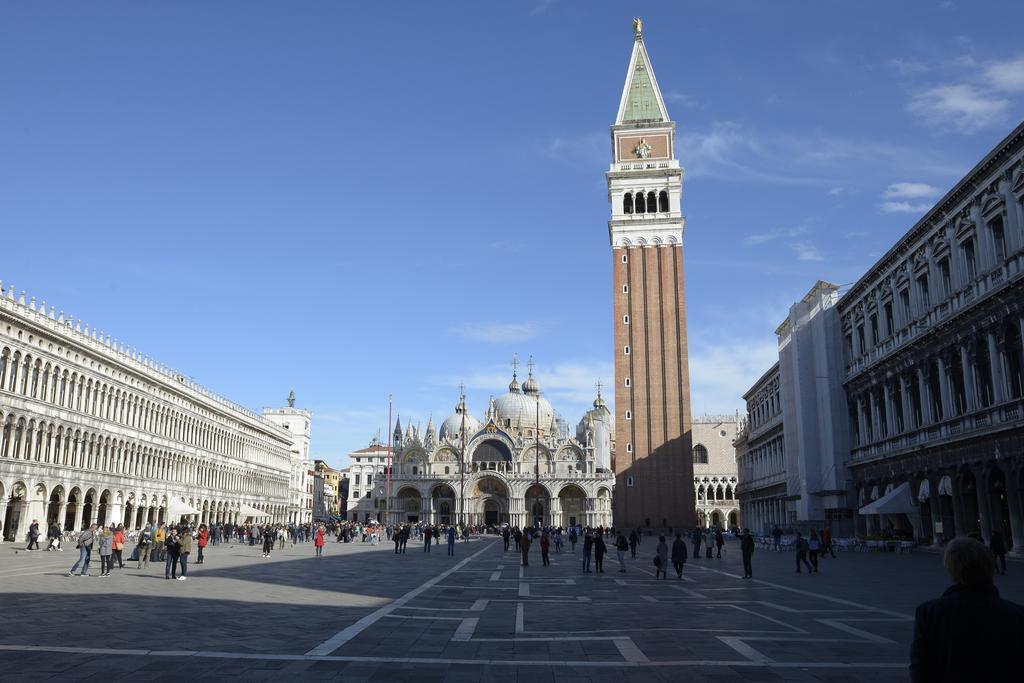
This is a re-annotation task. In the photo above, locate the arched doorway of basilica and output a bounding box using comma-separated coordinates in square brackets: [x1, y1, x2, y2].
[397, 487, 421, 524]
[525, 484, 549, 528]
[474, 477, 509, 527]
[558, 484, 586, 528]
[431, 484, 456, 525]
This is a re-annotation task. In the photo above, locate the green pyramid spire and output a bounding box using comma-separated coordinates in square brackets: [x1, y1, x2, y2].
[622, 53, 663, 122]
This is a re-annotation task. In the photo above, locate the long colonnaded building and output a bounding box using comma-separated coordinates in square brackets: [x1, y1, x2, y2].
[608, 19, 694, 528]
[0, 282, 304, 541]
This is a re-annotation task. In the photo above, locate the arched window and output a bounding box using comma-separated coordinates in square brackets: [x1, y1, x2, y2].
[658, 191, 669, 213]
[634, 192, 646, 213]
[647, 191, 657, 213]
[693, 444, 708, 464]
[623, 193, 633, 214]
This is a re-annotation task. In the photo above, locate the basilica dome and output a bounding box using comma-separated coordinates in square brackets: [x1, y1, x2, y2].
[439, 394, 482, 441]
[494, 372, 555, 432]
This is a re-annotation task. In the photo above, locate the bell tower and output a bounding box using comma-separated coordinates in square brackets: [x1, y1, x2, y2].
[608, 19, 694, 529]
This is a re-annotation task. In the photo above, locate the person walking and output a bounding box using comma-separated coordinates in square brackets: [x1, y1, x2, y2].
[178, 525, 192, 581]
[582, 530, 594, 573]
[97, 526, 114, 577]
[794, 531, 812, 573]
[112, 525, 126, 569]
[393, 526, 402, 554]
[137, 523, 153, 569]
[165, 528, 181, 580]
[569, 527, 578, 553]
[990, 531, 1008, 575]
[691, 527, 703, 560]
[772, 525, 782, 551]
[67, 524, 97, 576]
[197, 525, 209, 564]
[400, 525, 409, 553]
[315, 526, 325, 557]
[822, 526, 836, 559]
[740, 528, 755, 578]
[615, 532, 629, 573]
[808, 530, 821, 573]
[628, 529, 638, 559]
[520, 530, 531, 567]
[262, 525, 274, 558]
[25, 519, 40, 551]
[447, 525, 456, 557]
[671, 533, 687, 579]
[594, 532, 607, 573]
[654, 535, 669, 580]
[540, 531, 551, 566]
[714, 527, 725, 559]
[909, 537, 1024, 681]
[423, 526, 433, 553]
[502, 526, 511, 552]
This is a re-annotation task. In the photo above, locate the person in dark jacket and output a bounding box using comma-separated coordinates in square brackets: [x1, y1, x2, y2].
[164, 528, 181, 580]
[690, 527, 702, 559]
[910, 537, 1024, 681]
[26, 520, 40, 551]
[990, 531, 1007, 575]
[714, 527, 725, 558]
[582, 530, 594, 572]
[670, 533, 687, 579]
[593, 533, 607, 573]
[740, 528, 755, 578]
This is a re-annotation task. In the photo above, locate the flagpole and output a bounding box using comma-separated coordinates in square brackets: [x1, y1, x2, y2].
[386, 394, 393, 526]
[459, 382, 466, 528]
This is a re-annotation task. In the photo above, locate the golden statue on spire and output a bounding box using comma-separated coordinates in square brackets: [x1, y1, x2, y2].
[632, 17, 643, 37]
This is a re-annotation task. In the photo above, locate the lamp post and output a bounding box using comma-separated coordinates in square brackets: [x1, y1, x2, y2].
[460, 381, 466, 528]
[386, 394, 392, 527]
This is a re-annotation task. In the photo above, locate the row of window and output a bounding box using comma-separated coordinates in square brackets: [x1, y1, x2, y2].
[0, 345, 284, 467]
[623, 191, 670, 214]
[850, 321, 1024, 446]
[848, 213, 1017, 360]
[0, 409, 286, 498]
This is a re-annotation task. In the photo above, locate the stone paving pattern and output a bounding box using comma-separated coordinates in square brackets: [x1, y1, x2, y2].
[1, 533, 1022, 681]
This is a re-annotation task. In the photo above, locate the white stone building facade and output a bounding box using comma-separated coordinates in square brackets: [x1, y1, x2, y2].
[344, 442, 388, 523]
[384, 367, 615, 529]
[0, 283, 294, 541]
[692, 416, 741, 529]
[736, 363, 787, 535]
[262, 397, 313, 524]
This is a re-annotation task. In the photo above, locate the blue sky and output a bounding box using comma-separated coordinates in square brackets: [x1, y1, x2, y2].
[2, 2, 1022, 469]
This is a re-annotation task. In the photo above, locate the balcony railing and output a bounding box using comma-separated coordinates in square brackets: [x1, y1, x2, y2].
[849, 395, 1024, 464]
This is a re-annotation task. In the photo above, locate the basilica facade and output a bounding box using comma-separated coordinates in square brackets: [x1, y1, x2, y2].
[384, 367, 614, 529]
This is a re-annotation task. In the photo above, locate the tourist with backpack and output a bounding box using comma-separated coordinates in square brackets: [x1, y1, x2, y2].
[137, 523, 154, 569]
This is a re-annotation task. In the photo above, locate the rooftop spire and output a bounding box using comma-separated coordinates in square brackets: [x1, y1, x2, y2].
[615, 18, 670, 125]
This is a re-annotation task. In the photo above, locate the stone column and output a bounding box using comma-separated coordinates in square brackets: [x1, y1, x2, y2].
[884, 382, 897, 436]
[951, 475, 966, 537]
[975, 468, 993, 540]
[961, 345, 977, 412]
[917, 367, 934, 424]
[856, 396, 867, 444]
[868, 391, 879, 441]
[0, 498, 7, 542]
[988, 331, 1006, 404]
[928, 475, 944, 547]
[899, 374, 912, 429]
[935, 356, 951, 418]
[999, 465, 1024, 555]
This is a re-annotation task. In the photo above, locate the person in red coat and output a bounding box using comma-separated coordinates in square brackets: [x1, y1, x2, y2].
[315, 526, 325, 557]
[197, 525, 209, 565]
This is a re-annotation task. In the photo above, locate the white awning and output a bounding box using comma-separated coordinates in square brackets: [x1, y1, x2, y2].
[238, 503, 268, 519]
[858, 482, 916, 516]
[167, 497, 201, 518]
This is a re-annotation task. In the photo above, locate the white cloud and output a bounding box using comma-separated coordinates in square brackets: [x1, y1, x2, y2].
[741, 225, 807, 247]
[880, 201, 932, 214]
[882, 182, 941, 199]
[888, 58, 929, 76]
[827, 187, 845, 196]
[844, 230, 870, 239]
[665, 90, 698, 107]
[689, 338, 779, 415]
[543, 133, 606, 169]
[451, 322, 542, 344]
[985, 56, 1024, 93]
[907, 83, 1010, 133]
[793, 242, 824, 261]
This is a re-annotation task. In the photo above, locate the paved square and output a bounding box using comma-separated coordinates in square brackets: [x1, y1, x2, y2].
[1, 535, 1022, 680]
